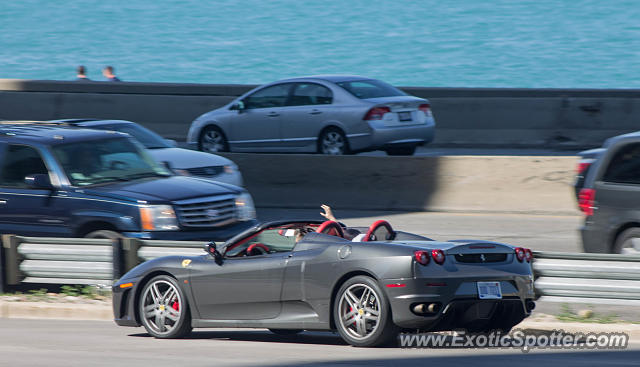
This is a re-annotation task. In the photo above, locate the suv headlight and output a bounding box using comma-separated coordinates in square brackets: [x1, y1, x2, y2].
[235, 193, 256, 221]
[139, 205, 179, 231]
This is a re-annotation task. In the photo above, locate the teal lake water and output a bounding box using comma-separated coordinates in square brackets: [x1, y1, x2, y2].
[2, 0, 640, 88]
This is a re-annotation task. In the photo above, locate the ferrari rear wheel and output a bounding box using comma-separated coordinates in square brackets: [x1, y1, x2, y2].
[139, 275, 192, 338]
[334, 276, 398, 347]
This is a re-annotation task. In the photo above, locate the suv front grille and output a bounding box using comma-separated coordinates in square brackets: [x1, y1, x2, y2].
[186, 165, 224, 177]
[173, 194, 237, 227]
[454, 253, 508, 263]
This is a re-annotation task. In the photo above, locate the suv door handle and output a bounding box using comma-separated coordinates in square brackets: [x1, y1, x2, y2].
[0, 199, 7, 205]
[267, 112, 280, 117]
[309, 109, 322, 115]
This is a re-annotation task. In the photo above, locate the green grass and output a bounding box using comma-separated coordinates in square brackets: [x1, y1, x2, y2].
[556, 303, 622, 324]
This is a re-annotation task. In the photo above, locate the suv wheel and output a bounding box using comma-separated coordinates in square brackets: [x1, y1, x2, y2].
[613, 228, 640, 254]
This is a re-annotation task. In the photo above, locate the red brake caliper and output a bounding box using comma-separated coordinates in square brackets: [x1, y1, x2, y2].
[172, 301, 179, 311]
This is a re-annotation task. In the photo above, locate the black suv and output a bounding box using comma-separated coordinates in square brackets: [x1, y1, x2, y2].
[0, 124, 257, 240]
[577, 131, 640, 253]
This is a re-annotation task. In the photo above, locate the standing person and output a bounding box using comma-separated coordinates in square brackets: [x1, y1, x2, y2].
[102, 66, 121, 81]
[76, 65, 90, 81]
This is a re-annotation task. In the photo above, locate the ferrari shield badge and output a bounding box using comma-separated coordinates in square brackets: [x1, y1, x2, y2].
[181, 259, 192, 268]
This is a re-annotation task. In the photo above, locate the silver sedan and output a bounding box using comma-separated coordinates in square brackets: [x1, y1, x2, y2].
[187, 76, 435, 155]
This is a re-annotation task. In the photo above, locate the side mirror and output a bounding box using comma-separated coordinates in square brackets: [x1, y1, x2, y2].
[25, 174, 53, 190]
[204, 241, 223, 265]
[230, 101, 245, 111]
[164, 139, 178, 147]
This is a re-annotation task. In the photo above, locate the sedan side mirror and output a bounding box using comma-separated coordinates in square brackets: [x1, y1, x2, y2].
[204, 241, 223, 265]
[230, 101, 245, 111]
[25, 174, 53, 190]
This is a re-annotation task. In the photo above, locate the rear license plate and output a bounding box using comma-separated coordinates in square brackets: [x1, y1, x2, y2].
[477, 281, 502, 299]
[398, 111, 412, 121]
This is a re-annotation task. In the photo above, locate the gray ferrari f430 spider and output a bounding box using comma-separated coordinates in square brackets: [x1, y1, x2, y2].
[113, 219, 536, 347]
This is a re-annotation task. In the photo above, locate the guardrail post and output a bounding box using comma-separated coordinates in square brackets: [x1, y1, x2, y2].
[2, 235, 23, 286]
[112, 238, 124, 280]
[121, 238, 142, 273]
[0, 235, 5, 293]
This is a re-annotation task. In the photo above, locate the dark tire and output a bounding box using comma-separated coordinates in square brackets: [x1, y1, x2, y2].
[269, 329, 303, 335]
[333, 275, 398, 347]
[199, 126, 229, 153]
[139, 275, 192, 339]
[613, 227, 640, 254]
[318, 128, 349, 155]
[385, 146, 416, 156]
[84, 230, 123, 239]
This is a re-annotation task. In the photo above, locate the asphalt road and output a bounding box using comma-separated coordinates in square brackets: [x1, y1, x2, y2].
[258, 208, 583, 253]
[0, 319, 637, 367]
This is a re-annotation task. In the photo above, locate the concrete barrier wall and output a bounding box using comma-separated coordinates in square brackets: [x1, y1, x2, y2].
[220, 153, 580, 215]
[2, 79, 640, 148]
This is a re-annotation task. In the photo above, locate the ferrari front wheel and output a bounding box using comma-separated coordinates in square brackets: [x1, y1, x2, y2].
[139, 275, 192, 338]
[334, 276, 398, 347]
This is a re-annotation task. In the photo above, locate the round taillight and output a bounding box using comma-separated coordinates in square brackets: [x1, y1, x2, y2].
[515, 247, 525, 262]
[414, 250, 430, 265]
[431, 249, 445, 265]
[524, 248, 533, 262]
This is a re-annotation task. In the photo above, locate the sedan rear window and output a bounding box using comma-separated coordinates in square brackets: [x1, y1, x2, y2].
[336, 79, 406, 99]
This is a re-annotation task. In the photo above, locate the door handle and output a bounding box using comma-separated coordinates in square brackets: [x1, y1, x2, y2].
[0, 199, 6, 205]
[267, 112, 280, 117]
[309, 109, 322, 115]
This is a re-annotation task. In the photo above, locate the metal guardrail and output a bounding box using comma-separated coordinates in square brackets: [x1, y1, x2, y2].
[0, 235, 206, 289]
[532, 251, 640, 305]
[1, 236, 640, 306]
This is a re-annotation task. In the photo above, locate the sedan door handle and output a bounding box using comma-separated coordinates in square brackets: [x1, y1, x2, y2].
[267, 112, 280, 117]
[309, 109, 322, 115]
[0, 199, 6, 205]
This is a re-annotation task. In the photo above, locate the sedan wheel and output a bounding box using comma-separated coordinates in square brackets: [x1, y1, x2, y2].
[199, 127, 228, 153]
[319, 129, 348, 155]
[139, 275, 192, 338]
[334, 276, 398, 347]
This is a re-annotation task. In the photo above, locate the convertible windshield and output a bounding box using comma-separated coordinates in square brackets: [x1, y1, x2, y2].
[52, 137, 171, 186]
[336, 79, 407, 99]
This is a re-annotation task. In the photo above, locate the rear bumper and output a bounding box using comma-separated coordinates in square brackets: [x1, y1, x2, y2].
[383, 274, 534, 329]
[349, 119, 435, 152]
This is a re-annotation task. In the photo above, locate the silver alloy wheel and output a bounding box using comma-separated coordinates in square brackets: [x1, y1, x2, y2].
[141, 279, 182, 335]
[621, 237, 640, 254]
[321, 131, 345, 155]
[201, 129, 226, 152]
[338, 283, 381, 340]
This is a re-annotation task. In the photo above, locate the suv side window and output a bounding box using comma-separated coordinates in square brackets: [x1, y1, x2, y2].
[244, 83, 292, 109]
[0, 144, 48, 188]
[288, 83, 333, 106]
[602, 143, 640, 184]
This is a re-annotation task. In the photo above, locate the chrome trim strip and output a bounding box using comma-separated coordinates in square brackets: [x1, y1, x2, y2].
[0, 192, 139, 206]
[346, 133, 371, 138]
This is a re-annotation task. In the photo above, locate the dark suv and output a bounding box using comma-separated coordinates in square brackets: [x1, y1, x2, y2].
[0, 124, 257, 240]
[577, 131, 640, 253]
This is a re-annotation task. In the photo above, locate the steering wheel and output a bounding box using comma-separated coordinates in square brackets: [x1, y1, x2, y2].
[363, 220, 395, 242]
[246, 243, 270, 256]
[315, 221, 344, 238]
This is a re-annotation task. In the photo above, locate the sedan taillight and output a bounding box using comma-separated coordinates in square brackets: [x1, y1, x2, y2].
[419, 103, 431, 115]
[363, 107, 391, 120]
